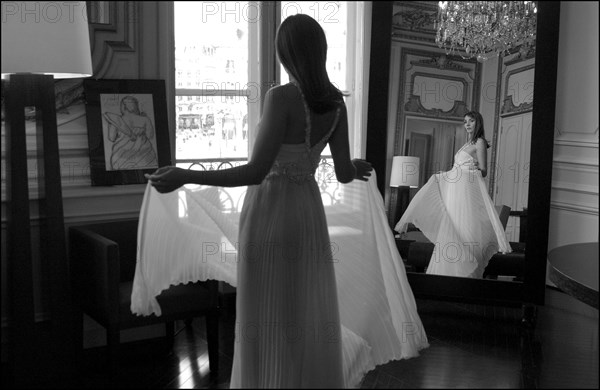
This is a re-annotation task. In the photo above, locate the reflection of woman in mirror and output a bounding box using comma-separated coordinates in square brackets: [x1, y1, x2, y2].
[103, 96, 158, 171]
[395, 111, 512, 278]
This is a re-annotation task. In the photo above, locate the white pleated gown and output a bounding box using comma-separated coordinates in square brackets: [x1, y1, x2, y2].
[395, 148, 512, 279]
[132, 90, 429, 388]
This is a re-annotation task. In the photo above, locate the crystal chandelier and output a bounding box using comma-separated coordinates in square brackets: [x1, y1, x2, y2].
[435, 1, 537, 62]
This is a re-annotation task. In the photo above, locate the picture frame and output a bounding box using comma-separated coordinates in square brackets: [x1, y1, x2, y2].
[83, 79, 171, 186]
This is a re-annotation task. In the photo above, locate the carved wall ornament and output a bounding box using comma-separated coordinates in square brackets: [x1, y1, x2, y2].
[393, 48, 481, 156]
[501, 96, 534, 116]
[88, 2, 139, 78]
[500, 64, 535, 116]
[404, 95, 469, 118]
[391, 1, 438, 44]
[505, 45, 537, 66]
[392, 7, 437, 33]
[411, 55, 472, 72]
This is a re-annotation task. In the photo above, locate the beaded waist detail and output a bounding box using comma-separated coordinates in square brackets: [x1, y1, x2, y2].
[265, 161, 315, 184]
[453, 161, 478, 171]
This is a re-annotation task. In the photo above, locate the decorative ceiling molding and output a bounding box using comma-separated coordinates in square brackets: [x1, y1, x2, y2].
[410, 54, 472, 73]
[391, 1, 438, 43]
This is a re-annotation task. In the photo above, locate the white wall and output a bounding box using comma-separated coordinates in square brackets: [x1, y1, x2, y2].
[548, 1, 599, 249]
[545, 2, 598, 312]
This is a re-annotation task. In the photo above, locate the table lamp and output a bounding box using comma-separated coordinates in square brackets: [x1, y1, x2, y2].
[1, 2, 92, 385]
[390, 156, 420, 227]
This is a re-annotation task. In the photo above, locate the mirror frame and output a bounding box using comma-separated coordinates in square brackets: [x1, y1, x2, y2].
[366, 2, 560, 307]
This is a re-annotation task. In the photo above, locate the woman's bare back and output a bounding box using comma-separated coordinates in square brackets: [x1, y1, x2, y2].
[279, 83, 341, 147]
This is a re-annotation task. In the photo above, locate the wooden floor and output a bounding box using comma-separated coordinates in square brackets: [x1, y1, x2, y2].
[2, 287, 598, 388]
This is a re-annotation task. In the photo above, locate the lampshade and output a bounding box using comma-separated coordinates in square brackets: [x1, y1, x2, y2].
[1, 1, 93, 78]
[390, 156, 420, 188]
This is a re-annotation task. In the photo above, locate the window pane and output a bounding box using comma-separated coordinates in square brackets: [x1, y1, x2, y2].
[279, 2, 347, 92]
[174, 1, 252, 160]
[279, 2, 347, 157]
[176, 97, 249, 160]
[175, 1, 249, 87]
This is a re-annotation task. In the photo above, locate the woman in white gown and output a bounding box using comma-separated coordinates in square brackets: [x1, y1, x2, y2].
[395, 111, 512, 279]
[132, 14, 428, 388]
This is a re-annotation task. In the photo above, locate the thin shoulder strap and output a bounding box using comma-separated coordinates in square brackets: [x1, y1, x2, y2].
[321, 105, 342, 144]
[291, 81, 343, 149]
[290, 81, 312, 149]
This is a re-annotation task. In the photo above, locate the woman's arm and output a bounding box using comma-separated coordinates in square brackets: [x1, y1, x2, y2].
[146, 86, 287, 192]
[475, 138, 488, 177]
[328, 103, 372, 183]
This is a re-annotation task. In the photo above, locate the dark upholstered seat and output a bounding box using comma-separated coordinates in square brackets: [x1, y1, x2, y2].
[69, 219, 220, 372]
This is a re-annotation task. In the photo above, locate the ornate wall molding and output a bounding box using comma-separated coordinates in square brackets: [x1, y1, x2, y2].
[504, 45, 536, 65]
[500, 97, 533, 117]
[408, 71, 469, 107]
[391, 1, 437, 44]
[410, 54, 473, 73]
[489, 54, 535, 195]
[500, 64, 535, 117]
[551, 156, 599, 216]
[550, 201, 598, 216]
[88, 1, 139, 78]
[550, 187, 599, 215]
[404, 95, 468, 117]
[554, 127, 599, 147]
[393, 48, 480, 157]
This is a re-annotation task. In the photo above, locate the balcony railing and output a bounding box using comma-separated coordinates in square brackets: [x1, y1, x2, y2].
[176, 156, 342, 211]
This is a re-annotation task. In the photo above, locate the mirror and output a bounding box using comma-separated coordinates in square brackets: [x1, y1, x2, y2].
[389, 1, 534, 281]
[366, 2, 560, 308]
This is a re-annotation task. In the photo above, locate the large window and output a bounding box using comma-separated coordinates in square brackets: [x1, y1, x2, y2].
[174, 1, 257, 164]
[280, 2, 370, 159]
[279, 2, 348, 156]
[279, 2, 348, 92]
[173, 2, 370, 205]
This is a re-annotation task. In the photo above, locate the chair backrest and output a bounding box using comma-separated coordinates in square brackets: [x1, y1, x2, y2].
[495, 205, 511, 230]
[77, 219, 139, 282]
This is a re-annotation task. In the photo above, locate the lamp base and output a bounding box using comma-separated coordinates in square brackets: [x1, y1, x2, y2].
[394, 185, 410, 229]
[5, 73, 75, 386]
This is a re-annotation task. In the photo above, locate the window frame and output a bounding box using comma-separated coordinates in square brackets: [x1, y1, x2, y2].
[172, 1, 371, 166]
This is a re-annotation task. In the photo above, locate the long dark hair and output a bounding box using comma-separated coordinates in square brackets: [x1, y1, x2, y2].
[276, 14, 344, 113]
[464, 111, 490, 148]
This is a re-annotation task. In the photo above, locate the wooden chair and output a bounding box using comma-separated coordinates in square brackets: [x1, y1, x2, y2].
[69, 219, 220, 373]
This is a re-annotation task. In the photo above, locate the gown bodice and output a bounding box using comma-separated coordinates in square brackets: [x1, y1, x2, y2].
[453, 148, 478, 170]
[265, 83, 341, 183]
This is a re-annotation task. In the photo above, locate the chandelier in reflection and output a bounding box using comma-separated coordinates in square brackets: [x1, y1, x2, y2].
[435, 1, 537, 62]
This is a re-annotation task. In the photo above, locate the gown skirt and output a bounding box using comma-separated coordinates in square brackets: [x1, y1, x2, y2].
[395, 152, 512, 279]
[131, 167, 429, 388]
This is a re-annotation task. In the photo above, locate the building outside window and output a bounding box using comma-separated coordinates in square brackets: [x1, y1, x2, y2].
[173, 1, 370, 208]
